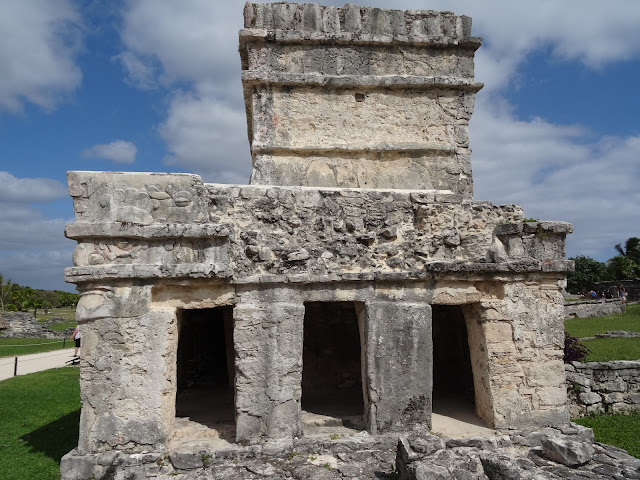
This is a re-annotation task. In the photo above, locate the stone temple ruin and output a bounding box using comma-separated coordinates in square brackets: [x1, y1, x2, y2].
[62, 2, 575, 477]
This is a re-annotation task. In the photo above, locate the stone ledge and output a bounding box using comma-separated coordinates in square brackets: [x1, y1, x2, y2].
[243, 3, 478, 41]
[64, 260, 570, 284]
[241, 71, 484, 91]
[571, 360, 640, 371]
[240, 28, 482, 48]
[494, 221, 574, 236]
[64, 263, 232, 283]
[65, 222, 233, 240]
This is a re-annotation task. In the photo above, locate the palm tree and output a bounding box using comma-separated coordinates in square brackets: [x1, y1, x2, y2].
[609, 237, 640, 279]
[615, 237, 640, 264]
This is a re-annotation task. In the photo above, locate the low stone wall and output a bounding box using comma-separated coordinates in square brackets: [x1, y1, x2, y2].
[0, 312, 71, 338]
[566, 361, 640, 416]
[564, 299, 624, 319]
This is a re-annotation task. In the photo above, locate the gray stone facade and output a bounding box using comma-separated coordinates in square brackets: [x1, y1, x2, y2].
[62, 3, 574, 478]
[566, 361, 640, 416]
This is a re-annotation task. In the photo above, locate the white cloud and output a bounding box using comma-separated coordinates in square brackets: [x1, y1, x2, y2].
[0, 211, 68, 251]
[0, 172, 67, 203]
[469, 100, 640, 261]
[0, 173, 72, 290]
[113, 51, 157, 91]
[159, 91, 250, 183]
[82, 140, 137, 164]
[119, 0, 241, 94]
[0, 249, 74, 292]
[0, 0, 83, 113]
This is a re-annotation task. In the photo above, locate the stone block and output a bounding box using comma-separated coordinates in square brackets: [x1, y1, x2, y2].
[524, 362, 565, 387]
[578, 391, 602, 405]
[599, 379, 626, 392]
[541, 436, 594, 467]
[602, 392, 624, 404]
[484, 321, 513, 343]
[60, 451, 97, 480]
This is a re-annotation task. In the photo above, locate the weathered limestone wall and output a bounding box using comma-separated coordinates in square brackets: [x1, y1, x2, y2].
[75, 284, 176, 453]
[62, 4, 575, 470]
[564, 299, 625, 319]
[64, 170, 573, 451]
[66, 173, 572, 285]
[566, 361, 640, 416]
[241, 3, 482, 195]
[456, 279, 568, 429]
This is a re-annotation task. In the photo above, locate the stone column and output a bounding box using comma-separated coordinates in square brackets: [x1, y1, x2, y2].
[234, 298, 304, 442]
[465, 278, 569, 429]
[361, 301, 432, 433]
[75, 283, 176, 453]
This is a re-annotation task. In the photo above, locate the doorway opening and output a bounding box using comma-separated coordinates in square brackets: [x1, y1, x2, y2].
[302, 302, 365, 433]
[175, 306, 235, 442]
[431, 305, 485, 433]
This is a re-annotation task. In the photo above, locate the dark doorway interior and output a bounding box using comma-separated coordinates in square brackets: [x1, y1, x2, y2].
[432, 305, 476, 416]
[176, 306, 234, 437]
[302, 302, 364, 429]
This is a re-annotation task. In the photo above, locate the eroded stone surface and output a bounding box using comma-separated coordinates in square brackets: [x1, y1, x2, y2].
[62, 3, 575, 478]
[60, 428, 640, 480]
[240, 3, 482, 196]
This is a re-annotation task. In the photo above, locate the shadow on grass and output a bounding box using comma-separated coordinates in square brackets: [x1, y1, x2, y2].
[21, 409, 80, 464]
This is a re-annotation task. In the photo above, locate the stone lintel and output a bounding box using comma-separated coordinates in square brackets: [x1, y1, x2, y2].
[249, 146, 459, 155]
[241, 72, 484, 91]
[64, 261, 571, 285]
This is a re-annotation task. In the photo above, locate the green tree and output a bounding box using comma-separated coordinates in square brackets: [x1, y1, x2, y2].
[0, 273, 15, 312]
[10, 286, 34, 312]
[567, 256, 608, 293]
[607, 255, 637, 281]
[612, 237, 640, 278]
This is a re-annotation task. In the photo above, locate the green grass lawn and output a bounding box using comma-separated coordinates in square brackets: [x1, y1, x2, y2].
[565, 304, 640, 338]
[34, 307, 77, 323]
[564, 304, 640, 362]
[574, 412, 640, 458]
[0, 367, 80, 480]
[580, 337, 640, 362]
[0, 338, 73, 358]
[35, 307, 77, 333]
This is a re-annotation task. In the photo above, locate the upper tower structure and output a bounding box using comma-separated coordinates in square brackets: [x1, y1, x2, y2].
[240, 2, 483, 197]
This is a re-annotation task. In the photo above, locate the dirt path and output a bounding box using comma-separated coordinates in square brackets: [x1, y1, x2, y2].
[0, 349, 77, 381]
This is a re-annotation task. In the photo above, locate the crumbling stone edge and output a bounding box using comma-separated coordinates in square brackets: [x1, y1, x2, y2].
[60, 424, 640, 480]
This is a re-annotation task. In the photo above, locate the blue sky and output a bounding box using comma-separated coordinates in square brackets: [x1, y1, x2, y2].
[1, 0, 639, 292]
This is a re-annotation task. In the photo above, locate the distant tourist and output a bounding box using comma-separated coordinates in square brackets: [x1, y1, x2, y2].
[71, 325, 81, 357]
[619, 286, 627, 306]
